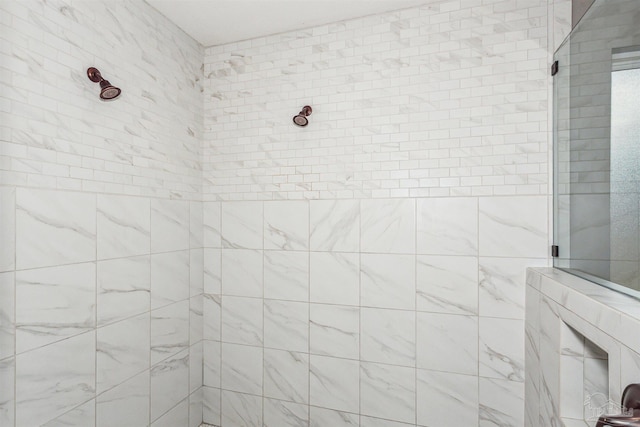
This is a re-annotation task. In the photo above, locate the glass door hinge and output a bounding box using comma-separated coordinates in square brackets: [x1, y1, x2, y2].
[551, 245, 559, 257]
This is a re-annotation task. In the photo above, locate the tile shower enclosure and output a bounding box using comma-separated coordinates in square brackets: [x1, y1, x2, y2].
[0, 0, 571, 426]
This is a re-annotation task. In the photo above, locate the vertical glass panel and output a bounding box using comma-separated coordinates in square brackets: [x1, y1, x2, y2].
[553, 0, 640, 297]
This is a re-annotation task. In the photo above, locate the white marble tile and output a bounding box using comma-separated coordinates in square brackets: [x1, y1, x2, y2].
[264, 251, 309, 301]
[479, 317, 525, 382]
[417, 197, 478, 255]
[190, 201, 203, 249]
[151, 250, 190, 309]
[43, 399, 95, 427]
[416, 369, 478, 427]
[97, 256, 150, 326]
[310, 252, 359, 306]
[264, 398, 308, 427]
[310, 200, 360, 252]
[203, 248, 221, 294]
[221, 202, 263, 249]
[190, 248, 204, 296]
[189, 341, 203, 393]
[96, 371, 150, 427]
[479, 378, 524, 427]
[16, 332, 95, 427]
[16, 263, 95, 353]
[151, 398, 188, 427]
[203, 293, 221, 341]
[151, 199, 190, 253]
[221, 390, 262, 427]
[189, 387, 203, 427]
[0, 357, 15, 427]
[417, 313, 478, 375]
[621, 347, 640, 392]
[203, 340, 221, 388]
[264, 348, 309, 404]
[220, 343, 263, 395]
[203, 202, 222, 248]
[151, 300, 189, 365]
[309, 407, 358, 427]
[361, 253, 415, 309]
[416, 255, 478, 315]
[221, 249, 263, 297]
[16, 189, 96, 270]
[264, 299, 308, 352]
[361, 307, 415, 367]
[309, 355, 359, 413]
[0, 187, 15, 272]
[190, 294, 203, 345]
[361, 199, 415, 254]
[360, 415, 414, 427]
[150, 349, 189, 422]
[480, 257, 547, 320]
[97, 194, 150, 259]
[360, 361, 415, 424]
[203, 387, 221, 426]
[310, 304, 359, 359]
[96, 313, 149, 394]
[221, 296, 263, 346]
[264, 201, 309, 250]
[479, 196, 547, 258]
[0, 272, 15, 360]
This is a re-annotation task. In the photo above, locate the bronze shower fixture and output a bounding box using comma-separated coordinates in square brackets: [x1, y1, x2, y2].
[293, 105, 312, 127]
[87, 67, 121, 100]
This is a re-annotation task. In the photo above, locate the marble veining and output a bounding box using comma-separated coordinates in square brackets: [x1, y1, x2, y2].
[16, 189, 96, 270]
[264, 398, 308, 427]
[151, 199, 190, 253]
[221, 296, 263, 346]
[264, 349, 309, 404]
[221, 390, 262, 427]
[0, 272, 15, 360]
[264, 201, 309, 250]
[361, 307, 415, 367]
[150, 349, 189, 422]
[150, 250, 190, 309]
[310, 200, 359, 252]
[360, 362, 416, 424]
[97, 256, 150, 326]
[150, 301, 189, 365]
[310, 304, 359, 359]
[96, 314, 150, 394]
[16, 263, 95, 353]
[97, 194, 150, 259]
[417, 255, 478, 315]
[264, 300, 308, 352]
[15, 332, 95, 427]
[264, 251, 309, 301]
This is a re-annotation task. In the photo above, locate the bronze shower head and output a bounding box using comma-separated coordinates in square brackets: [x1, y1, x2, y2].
[87, 67, 121, 100]
[293, 105, 312, 127]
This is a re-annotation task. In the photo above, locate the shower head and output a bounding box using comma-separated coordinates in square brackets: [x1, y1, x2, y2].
[293, 105, 312, 127]
[87, 67, 121, 100]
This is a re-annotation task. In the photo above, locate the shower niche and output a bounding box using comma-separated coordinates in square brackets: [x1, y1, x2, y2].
[560, 323, 610, 424]
[553, 0, 640, 298]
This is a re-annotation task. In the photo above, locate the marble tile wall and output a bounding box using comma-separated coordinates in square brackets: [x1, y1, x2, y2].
[200, 197, 549, 426]
[0, 0, 580, 427]
[202, 0, 558, 201]
[199, 0, 572, 425]
[526, 268, 640, 427]
[0, 0, 204, 426]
